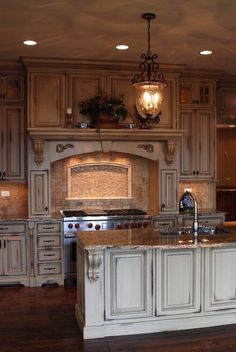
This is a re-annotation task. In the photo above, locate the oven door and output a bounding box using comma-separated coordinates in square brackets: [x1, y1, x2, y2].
[64, 234, 77, 280]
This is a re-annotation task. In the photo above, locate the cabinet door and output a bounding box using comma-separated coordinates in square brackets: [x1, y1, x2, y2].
[156, 248, 201, 315]
[0, 240, 3, 275]
[195, 110, 215, 178]
[217, 87, 236, 125]
[180, 110, 195, 177]
[179, 81, 215, 109]
[204, 247, 236, 311]
[1, 106, 25, 180]
[160, 169, 178, 212]
[30, 170, 49, 216]
[3, 235, 26, 276]
[29, 73, 66, 128]
[105, 249, 153, 319]
[0, 75, 24, 102]
[68, 73, 105, 126]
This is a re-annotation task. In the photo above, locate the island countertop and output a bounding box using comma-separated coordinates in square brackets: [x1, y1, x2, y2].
[76, 226, 236, 250]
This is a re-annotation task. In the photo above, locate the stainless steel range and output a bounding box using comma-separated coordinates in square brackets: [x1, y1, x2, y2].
[60, 209, 153, 283]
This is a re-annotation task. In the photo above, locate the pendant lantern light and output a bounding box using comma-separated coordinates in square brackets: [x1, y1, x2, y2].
[132, 13, 167, 120]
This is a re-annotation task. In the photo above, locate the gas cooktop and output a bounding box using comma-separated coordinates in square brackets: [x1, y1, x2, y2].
[60, 209, 147, 218]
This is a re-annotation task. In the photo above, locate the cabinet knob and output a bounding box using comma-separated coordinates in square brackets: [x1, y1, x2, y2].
[45, 206, 48, 212]
[2, 171, 6, 179]
[162, 203, 166, 209]
[196, 100, 199, 104]
[193, 170, 196, 175]
[2, 94, 5, 99]
[196, 170, 199, 175]
[193, 100, 195, 104]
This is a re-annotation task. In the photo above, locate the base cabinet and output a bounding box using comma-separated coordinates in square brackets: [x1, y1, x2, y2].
[0, 222, 28, 285]
[204, 247, 236, 311]
[104, 249, 153, 319]
[156, 248, 201, 315]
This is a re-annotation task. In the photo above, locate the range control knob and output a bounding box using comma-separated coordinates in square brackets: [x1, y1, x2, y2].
[137, 222, 142, 228]
[68, 223, 73, 229]
[87, 223, 93, 229]
[143, 221, 149, 228]
[74, 223, 80, 229]
[95, 224, 101, 231]
[124, 222, 130, 229]
[116, 224, 123, 230]
[130, 222, 136, 229]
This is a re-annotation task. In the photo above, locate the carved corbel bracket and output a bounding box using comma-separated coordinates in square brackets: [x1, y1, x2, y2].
[166, 139, 176, 165]
[87, 250, 102, 282]
[33, 138, 45, 166]
[137, 144, 154, 153]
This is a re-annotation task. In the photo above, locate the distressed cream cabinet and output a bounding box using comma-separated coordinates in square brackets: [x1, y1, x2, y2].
[30, 220, 64, 286]
[180, 109, 215, 179]
[160, 169, 178, 213]
[180, 213, 225, 227]
[204, 246, 236, 311]
[0, 222, 28, 285]
[179, 80, 215, 109]
[29, 170, 49, 217]
[104, 248, 153, 320]
[0, 74, 24, 103]
[0, 105, 25, 180]
[217, 84, 236, 125]
[155, 248, 201, 315]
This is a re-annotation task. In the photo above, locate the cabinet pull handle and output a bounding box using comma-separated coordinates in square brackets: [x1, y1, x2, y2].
[45, 206, 48, 212]
[42, 226, 54, 230]
[43, 240, 55, 243]
[44, 254, 56, 257]
[2, 171, 6, 179]
[162, 203, 165, 209]
[44, 267, 56, 271]
[0, 227, 9, 231]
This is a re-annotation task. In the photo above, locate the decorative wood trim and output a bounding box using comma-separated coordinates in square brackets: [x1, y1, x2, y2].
[56, 143, 74, 153]
[137, 144, 154, 153]
[166, 140, 176, 165]
[87, 250, 102, 282]
[32, 138, 45, 166]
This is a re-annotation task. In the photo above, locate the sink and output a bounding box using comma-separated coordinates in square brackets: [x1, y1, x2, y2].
[159, 226, 230, 236]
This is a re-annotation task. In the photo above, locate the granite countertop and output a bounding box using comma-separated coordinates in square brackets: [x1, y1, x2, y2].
[76, 226, 236, 250]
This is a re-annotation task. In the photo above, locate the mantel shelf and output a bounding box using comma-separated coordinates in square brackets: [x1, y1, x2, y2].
[28, 128, 184, 166]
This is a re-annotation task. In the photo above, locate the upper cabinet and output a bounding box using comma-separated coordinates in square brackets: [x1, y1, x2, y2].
[28, 73, 66, 128]
[24, 59, 179, 130]
[179, 80, 215, 109]
[0, 75, 24, 103]
[217, 84, 236, 125]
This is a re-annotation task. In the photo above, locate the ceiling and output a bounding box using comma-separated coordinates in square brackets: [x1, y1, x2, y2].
[1, 0, 236, 75]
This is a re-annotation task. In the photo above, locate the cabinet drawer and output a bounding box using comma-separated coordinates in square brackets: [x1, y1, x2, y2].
[153, 218, 176, 228]
[36, 222, 61, 233]
[37, 235, 61, 247]
[0, 223, 26, 234]
[37, 248, 61, 261]
[38, 262, 61, 275]
[183, 216, 224, 226]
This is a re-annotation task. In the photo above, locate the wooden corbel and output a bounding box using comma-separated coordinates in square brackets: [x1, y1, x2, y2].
[87, 250, 102, 282]
[33, 138, 45, 166]
[166, 139, 176, 165]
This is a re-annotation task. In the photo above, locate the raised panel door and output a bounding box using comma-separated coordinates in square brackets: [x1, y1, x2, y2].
[105, 249, 153, 320]
[30, 170, 49, 216]
[3, 106, 25, 180]
[156, 248, 201, 315]
[1, 75, 24, 102]
[29, 73, 66, 128]
[3, 235, 26, 276]
[204, 247, 236, 311]
[160, 169, 178, 212]
[180, 110, 195, 177]
[180, 81, 215, 109]
[68, 73, 105, 126]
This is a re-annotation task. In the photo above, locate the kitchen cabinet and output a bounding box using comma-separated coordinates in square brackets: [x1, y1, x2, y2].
[31, 221, 63, 286]
[217, 85, 236, 125]
[160, 169, 178, 213]
[0, 222, 27, 285]
[153, 216, 177, 228]
[204, 247, 236, 311]
[216, 190, 236, 221]
[180, 109, 215, 179]
[104, 249, 153, 319]
[28, 73, 66, 128]
[0, 106, 25, 180]
[179, 80, 215, 109]
[156, 248, 201, 315]
[29, 170, 49, 216]
[181, 213, 225, 227]
[0, 74, 24, 103]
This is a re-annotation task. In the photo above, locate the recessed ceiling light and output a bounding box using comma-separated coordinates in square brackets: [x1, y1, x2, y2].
[116, 44, 129, 50]
[23, 40, 37, 46]
[200, 50, 213, 55]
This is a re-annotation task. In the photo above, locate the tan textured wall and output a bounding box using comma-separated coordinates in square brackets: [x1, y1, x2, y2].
[0, 183, 28, 216]
[179, 182, 215, 210]
[51, 152, 151, 214]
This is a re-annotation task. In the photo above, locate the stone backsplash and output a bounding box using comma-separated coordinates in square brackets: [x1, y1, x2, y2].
[0, 183, 28, 216]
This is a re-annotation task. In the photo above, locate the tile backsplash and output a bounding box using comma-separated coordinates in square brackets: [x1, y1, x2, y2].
[0, 183, 28, 216]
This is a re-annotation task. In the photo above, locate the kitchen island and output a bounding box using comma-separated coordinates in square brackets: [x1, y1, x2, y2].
[76, 227, 236, 339]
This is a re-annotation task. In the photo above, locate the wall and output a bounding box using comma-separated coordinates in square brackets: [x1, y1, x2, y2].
[217, 128, 236, 186]
[0, 183, 28, 216]
[179, 181, 215, 210]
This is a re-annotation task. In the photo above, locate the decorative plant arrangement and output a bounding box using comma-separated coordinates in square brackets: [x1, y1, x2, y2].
[79, 94, 129, 128]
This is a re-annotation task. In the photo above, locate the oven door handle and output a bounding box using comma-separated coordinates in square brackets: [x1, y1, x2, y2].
[64, 234, 76, 239]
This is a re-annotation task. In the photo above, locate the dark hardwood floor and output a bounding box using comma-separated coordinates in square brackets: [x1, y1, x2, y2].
[1, 284, 236, 352]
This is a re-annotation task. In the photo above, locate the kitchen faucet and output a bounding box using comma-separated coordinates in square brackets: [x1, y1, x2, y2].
[188, 192, 199, 236]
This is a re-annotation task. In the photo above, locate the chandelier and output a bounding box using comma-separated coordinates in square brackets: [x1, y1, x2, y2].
[132, 13, 167, 121]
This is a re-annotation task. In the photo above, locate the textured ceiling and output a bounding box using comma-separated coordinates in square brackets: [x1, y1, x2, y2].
[1, 0, 236, 74]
